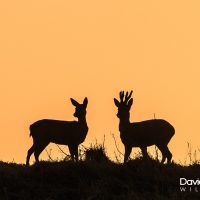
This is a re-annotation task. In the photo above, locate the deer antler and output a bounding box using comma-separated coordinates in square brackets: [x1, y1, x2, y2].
[119, 91, 125, 103]
[124, 90, 133, 104]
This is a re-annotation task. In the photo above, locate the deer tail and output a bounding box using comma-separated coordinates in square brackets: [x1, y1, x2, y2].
[29, 124, 33, 137]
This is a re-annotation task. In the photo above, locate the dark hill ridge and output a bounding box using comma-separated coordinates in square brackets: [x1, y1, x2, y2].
[0, 159, 199, 200]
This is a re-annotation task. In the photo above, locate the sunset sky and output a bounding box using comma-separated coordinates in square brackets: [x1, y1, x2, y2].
[0, 1, 200, 164]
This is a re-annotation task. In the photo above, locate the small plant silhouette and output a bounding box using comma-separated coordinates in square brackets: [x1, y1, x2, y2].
[84, 143, 110, 163]
[26, 98, 88, 165]
[114, 91, 175, 163]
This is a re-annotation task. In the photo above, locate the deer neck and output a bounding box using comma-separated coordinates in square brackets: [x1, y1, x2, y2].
[78, 116, 87, 127]
[119, 117, 130, 132]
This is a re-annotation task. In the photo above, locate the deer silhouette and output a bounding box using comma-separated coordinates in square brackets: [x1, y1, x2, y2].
[114, 91, 175, 163]
[26, 98, 88, 165]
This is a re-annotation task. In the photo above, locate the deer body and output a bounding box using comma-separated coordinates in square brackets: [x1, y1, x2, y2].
[26, 98, 88, 165]
[114, 91, 175, 163]
[119, 119, 174, 147]
[30, 119, 88, 146]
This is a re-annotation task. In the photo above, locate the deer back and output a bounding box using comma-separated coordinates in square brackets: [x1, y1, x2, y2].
[120, 119, 175, 147]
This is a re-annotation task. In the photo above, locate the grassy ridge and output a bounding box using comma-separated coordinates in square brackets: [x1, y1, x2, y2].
[0, 158, 200, 200]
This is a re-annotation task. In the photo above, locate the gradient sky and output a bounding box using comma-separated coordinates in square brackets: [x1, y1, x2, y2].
[0, 1, 200, 164]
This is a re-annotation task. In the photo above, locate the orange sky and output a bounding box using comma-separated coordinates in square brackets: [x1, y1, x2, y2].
[0, 1, 200, 164]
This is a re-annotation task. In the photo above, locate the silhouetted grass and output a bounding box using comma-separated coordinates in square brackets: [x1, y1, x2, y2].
[0, 147, 200, 200]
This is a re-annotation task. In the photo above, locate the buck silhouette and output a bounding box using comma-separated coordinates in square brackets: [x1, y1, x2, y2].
[114, 91, 175, 163]
[26, 98, 88, 165]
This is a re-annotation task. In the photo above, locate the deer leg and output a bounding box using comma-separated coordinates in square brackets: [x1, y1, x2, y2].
[124, 145, 132, 163]
[74, 145, 79, 162]
[34, 143, 48, 163]
[26, 145, 35, 165]
[157, 145, 167, 163]
[163, 146, 172, 164]
[68, 145, 75, 161]
[69, 145, 78, 161]
[141, 147, 149, 160]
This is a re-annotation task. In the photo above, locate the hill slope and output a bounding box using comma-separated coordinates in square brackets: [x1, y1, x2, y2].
[0, 159, 199, 200]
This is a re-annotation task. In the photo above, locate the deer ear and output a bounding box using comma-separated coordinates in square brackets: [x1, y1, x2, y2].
[127, 98, 133, 109]
[70, 98, 80, 107]
[83, 97, 88, 107]
[114, 98, 120, 107]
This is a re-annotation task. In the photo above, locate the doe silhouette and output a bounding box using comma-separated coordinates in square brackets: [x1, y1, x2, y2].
[114, 91, 175, 163]
[26, 98, 88, 165]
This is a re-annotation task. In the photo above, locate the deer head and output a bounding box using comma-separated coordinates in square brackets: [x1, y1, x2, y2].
[114, 91, 133, 120]
[71, 97, 88, 119]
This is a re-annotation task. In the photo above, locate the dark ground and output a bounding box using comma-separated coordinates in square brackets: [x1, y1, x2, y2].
[0, 157, 199, 200]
